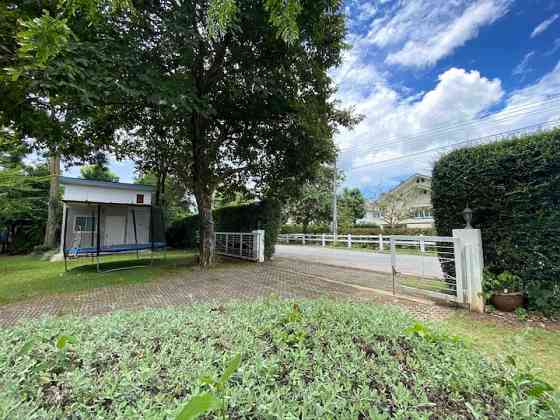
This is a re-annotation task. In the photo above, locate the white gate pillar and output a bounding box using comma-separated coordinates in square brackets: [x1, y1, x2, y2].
[321, 233, 325, 247]
[347, 234, 352, 248]
[252, 230, 265, 263]
[453, 229, 485, 313]
[379, 234, 384, 251]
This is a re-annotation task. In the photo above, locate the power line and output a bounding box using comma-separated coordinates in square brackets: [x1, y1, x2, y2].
[340, 94, 560, 155]
[349, 119, 560, 171]
[352, 104, 560, 156]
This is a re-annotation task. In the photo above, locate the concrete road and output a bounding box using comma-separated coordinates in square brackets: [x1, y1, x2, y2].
[275, 245, 444, 278]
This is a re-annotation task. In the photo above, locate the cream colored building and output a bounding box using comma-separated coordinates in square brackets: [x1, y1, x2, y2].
[358, 174, 434, 229]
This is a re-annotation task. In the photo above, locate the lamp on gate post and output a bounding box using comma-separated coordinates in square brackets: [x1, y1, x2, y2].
[462, 204, 473, 229]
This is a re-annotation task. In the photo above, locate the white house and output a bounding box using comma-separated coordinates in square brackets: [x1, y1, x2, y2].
[358, 174, 434, 229]
[59, 177, 166, 263]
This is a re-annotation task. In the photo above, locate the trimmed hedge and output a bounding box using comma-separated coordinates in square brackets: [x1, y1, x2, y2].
[280, 224, 435, 236]
[167, 199, 282, 259]
[432, 128, 560, 314]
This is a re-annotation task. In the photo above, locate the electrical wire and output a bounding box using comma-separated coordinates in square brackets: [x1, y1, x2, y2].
[349, 119, 560, 171]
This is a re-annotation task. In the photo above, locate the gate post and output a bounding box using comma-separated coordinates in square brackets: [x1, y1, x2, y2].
[379, 234, 384, 251]
[252, 230, 265, 262]
[302, 234, 305, 245]
[347, 234, 352, 248]
[453, 229, 485, 313]
[321, 233, 325, 247]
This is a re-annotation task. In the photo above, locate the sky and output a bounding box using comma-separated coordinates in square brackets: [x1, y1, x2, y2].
[65, 0, 560, 198]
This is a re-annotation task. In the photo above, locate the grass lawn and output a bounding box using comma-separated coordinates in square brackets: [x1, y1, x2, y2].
[1, 300, 558, 419]
[0, 250, 197, 305]
[439, 313, 560, 389]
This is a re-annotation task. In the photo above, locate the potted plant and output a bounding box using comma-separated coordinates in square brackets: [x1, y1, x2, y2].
[484, 271, 524, 312]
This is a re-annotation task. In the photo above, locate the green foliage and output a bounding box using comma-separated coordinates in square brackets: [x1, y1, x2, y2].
[483, 271, 523, 295]
[176, 354, 241, 420]
[515, 307, 529, 321]
[0, 145, 50, 253]
[526, 280, 560, 316]
[432, 129, 560, 313]
[79, 153, 119, 182]
[176, 393, 220, 420]
[11, 11, 73, 76]
[284, 166, 338, 232]
[337, 187, 366, 228]
[168, 199, 282, 259]
[135, 173, 192, 225]
[264, 0, 302, 44]
[0, 300, 557, 418]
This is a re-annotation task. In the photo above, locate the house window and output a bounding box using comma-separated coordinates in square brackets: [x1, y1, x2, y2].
[74, 216, 96, 233]
[414, 208, 432, 219]
[136, 194, 144, 204]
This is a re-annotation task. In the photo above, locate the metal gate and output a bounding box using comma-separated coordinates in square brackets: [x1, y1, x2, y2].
[389, 235, 467, 304]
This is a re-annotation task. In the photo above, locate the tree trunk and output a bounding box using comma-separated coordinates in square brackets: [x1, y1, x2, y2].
[302, 219, 309, 235]
[43, 153, 60, 249]
[195, 187, 215, 268]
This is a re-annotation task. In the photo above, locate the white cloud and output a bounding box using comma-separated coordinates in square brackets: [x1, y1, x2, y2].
[385, 0, 510, 68]
[545, 38, 560, 56]
[531, 14, 559, 38]
[336, 62, 560, 196]
[512, 51, 535, 79]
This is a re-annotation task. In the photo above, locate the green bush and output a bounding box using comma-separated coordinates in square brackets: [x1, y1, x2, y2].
[432, 128, 560, 314]
[1, 300, 556, 418]
[167, 199, 281, 259]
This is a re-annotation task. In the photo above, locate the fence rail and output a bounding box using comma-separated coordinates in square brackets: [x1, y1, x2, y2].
[277, 233, 438, 251]
[215, 230, 265, 262]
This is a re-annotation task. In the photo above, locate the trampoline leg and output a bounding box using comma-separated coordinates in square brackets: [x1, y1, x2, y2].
[64, 255, 68, 272]
[96, 254, 100, 273]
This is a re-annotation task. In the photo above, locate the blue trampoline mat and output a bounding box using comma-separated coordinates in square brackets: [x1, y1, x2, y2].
[65, 242, 166, 255]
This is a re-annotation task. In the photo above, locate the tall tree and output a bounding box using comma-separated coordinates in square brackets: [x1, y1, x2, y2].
[338, 187, 366, 227]
[10, 0, 356, 266]
[286, 166, 341, 233]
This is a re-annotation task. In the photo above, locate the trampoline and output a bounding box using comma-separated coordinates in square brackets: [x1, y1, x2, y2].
[62, 202, 167, 272]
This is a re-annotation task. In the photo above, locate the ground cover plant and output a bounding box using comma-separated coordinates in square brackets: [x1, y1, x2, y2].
[0, 300, 557, 419]
[0, 250, 196, 304]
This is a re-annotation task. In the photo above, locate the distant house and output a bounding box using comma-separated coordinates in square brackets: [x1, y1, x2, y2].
[358, 174, 434, 229]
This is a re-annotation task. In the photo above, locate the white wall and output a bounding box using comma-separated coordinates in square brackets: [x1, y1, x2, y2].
[64, 184, 152, 205]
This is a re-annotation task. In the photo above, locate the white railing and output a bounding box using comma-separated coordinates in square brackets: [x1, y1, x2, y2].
[215, 230, 265, 262]
[278, 233, 422, 251]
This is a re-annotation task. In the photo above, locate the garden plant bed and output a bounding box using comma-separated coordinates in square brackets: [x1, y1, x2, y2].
[1, 300, 557, 419]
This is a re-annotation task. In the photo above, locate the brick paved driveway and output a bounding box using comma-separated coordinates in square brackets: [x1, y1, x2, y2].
[0, 258, 457, 327]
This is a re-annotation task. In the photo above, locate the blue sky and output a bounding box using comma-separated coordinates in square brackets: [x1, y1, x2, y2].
[65, 0, 560, 198]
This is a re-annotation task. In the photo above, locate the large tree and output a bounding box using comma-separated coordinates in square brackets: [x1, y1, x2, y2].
[338, 187, 366, 227]
[9, 0, 355, 266]
[286, 165, 340, 233]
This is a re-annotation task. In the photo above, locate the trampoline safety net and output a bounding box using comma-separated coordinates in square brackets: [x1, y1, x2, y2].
[63, 203, 166, 256]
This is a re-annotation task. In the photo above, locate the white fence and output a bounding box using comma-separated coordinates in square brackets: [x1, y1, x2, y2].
[277, 233, 418, 251]
[215, 230, 265, 262]
[278, 230, 485, 312]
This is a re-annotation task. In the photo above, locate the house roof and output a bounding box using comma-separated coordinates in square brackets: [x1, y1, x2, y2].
[59, 176, 155, 192]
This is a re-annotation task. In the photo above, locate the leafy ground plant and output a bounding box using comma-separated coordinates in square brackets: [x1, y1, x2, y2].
[0, 300, 557, 418]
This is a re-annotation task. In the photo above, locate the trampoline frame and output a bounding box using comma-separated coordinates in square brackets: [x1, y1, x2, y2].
[62, 201, 167, 273]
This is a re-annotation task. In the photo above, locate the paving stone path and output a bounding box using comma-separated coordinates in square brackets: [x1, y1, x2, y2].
[0, 258, 459, 327]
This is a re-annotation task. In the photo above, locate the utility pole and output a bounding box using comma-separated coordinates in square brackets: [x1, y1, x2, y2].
[332, 155, 338, 238]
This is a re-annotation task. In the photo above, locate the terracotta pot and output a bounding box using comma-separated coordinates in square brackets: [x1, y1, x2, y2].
[491, 292, 524, 312]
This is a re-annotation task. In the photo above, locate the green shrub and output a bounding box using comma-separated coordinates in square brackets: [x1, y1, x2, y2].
[167, 199, 281, 259]
[432, 128, 560, 314]
[1, 300, 556, 418]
